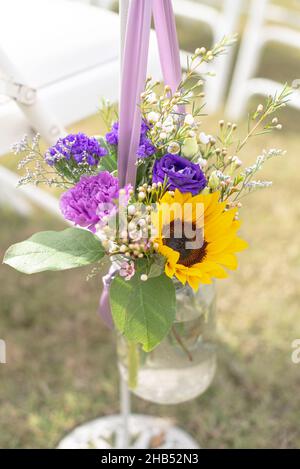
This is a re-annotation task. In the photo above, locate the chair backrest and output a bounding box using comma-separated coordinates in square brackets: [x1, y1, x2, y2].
[173, 0, 243, 113]
[225, 0, 300, 119]
[0, 36, 66, 150]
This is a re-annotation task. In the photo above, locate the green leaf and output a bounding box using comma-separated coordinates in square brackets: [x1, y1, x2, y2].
[96, 137, 118, 173]
[3, 228, 105, 274]
[110, 273, 176, 352]
[147, 262, 164, 279]
[99, 153, 117, 173]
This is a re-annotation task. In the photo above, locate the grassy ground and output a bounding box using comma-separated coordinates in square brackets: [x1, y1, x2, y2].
[0, 6, 300, 449]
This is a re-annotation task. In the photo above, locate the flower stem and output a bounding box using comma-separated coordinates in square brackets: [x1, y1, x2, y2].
[172, 326, 193, 362]
[127, 341, 139, 389]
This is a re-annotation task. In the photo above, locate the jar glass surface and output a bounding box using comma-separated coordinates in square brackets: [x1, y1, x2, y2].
[117, 282, 217, 405]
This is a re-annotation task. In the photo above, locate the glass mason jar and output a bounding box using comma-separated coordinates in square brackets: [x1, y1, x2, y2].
[117, 281, 217, 405]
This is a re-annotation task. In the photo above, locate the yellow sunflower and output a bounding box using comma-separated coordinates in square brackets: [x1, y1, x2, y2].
[152, 189, 248, 291]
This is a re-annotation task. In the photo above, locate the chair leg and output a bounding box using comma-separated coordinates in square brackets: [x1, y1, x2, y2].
[0, 182, 32, 216]
[225, 0, 269, 120]
[0, 166, 65, 219]
[16, 99, 67, 145]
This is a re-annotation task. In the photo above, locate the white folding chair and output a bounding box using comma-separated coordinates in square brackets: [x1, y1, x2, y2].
[0, 0, 123, 153]
[173, 0, 243, 113]
[0, 0, 120, 215]
[91, 0, 115, 7]
[91, 0, 244, 114]
[0, 45, 66, 217]
[0, 0, 165, 151]
[0, 0, 163, 216]
[226, 0, 300, 120]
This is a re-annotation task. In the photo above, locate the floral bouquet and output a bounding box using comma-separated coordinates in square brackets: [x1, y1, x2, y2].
[3, 38, 289, 389]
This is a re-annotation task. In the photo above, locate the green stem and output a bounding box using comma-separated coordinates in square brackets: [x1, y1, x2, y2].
[172, 326, 193, 362]
[127, 342, 139, 389]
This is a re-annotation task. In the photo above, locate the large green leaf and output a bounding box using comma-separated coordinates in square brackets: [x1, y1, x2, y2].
[3, 228, 105, 274]
[110, 273, 176, 352]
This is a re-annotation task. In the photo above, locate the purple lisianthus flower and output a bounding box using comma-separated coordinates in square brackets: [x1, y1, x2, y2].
[105, 120, 156, 159]
[45, 133, 108, 167]
[60, 171, 120, 232]
[152, 154, 207, 195]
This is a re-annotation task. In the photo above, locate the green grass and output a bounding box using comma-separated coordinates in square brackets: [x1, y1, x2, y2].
[0, 13, 300, 448]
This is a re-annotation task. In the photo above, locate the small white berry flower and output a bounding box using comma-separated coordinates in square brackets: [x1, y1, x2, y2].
[167, 142, 181, 154]
[231, 156, 242, 167]
[138, 192, 146, 201]
[148, 111, 159, 123]
[199, 132, 211, 145]
[197, 157, 208, 168]
[145, 92, 157, 104]
[127, 204, 136, 216]
[184, 114, 194, 125]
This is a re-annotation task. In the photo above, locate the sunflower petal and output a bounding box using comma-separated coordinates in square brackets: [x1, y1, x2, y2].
[229, 237, 249, 251]
[210, 253, 238, 270]
[175, 268, 188, 285]
[187, 275, 202, 291]
[165, 262, 175, 277]
[154, 189, 247, 291]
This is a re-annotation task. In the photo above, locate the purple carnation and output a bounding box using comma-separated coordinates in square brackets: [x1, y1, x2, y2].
[105, 121, 156, 159]
[45, 133, 108, 167]
[60, 171, 119, 232]
[152, 154, 207, 195]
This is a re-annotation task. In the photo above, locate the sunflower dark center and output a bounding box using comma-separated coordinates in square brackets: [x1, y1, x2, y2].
[163, 220, 208, 267]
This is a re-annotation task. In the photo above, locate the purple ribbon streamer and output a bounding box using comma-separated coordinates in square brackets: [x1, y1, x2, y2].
[152, 0, 182, 94]
[118, 0, 153, 188]
[99, 283, 114, 329]
[98, 264, 118, 329]
[99, 0, 182, 327]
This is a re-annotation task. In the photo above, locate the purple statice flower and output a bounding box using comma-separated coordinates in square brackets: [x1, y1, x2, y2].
[136, 139, 157, 159]
[152, 154, 207, 195]
[105, 122, 119, 146]
[105, 121, 156, 159]
[60, 171, 119, 232]
[45, 133, 108, 167]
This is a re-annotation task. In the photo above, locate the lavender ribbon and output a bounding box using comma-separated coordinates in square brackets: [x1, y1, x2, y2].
[118, 0, 153, 188]
[99, 0, 182, 327]
[152, 0, 182, 94]
[98, 264, 119, 328]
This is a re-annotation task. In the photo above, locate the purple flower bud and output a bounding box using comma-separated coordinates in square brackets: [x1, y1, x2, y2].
[105, 121, 156, 159]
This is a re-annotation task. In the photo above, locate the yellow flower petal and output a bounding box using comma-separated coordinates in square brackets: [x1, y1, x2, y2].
[165, 262, 175, 278]
[209, 253, 238, 270]
[175, 269, 188, 284]
[187, 275, 202, 291]
[155, 190, 247, 291]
